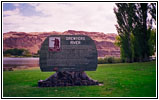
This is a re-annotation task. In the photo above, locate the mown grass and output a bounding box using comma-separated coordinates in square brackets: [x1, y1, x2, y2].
[3, 61, 156, 97]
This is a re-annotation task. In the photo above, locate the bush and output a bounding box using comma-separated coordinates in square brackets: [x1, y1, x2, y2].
[3, 54, 12, 57]
[114, 58, 122, 63]
[107, 57, 114, 63]
[98, 58, 105, 64]
[98, 57, 122, 64]
[4, 48, 24, 56]
[32, 54, 39, 57]
[4, 48, 32, 57]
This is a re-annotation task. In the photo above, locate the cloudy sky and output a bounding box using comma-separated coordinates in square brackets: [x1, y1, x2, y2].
[3, 2, 117, 34]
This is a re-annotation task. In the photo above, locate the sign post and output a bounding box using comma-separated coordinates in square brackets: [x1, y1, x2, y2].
[38, 35, 99, 87]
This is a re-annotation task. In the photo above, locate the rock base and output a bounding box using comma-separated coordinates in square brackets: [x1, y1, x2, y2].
[38, 71, 99, 87]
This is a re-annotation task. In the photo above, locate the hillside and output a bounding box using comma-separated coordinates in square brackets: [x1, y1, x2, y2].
[3, 30, 120, 57]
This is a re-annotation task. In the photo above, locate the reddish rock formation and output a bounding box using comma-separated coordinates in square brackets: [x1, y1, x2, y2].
[3, 30, 120, 57]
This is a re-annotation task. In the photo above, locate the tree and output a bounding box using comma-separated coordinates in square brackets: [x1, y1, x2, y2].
[4, 48, 24, 56]
[132, 3, 155, 61]
[4, 48, 32, 57]
[114, 3, 135, 62]
[114, 3, 156, 62]
[149, 3, 156, 25]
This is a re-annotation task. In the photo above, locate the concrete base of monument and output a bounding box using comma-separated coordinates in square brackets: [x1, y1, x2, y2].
[38, 71, 99, 87]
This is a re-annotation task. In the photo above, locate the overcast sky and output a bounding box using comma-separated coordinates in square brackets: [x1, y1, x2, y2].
[3, 3, 117, 34]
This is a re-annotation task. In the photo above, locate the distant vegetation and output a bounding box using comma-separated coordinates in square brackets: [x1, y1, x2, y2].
[3, 48, 39, 57]
[98, 57, 122, 64]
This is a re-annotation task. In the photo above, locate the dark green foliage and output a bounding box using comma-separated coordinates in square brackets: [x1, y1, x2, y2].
[133, 3, 150, 61]
[4, 48, 23, 56]
[114, 3, 156, 62]
[4, 48, 32, 57]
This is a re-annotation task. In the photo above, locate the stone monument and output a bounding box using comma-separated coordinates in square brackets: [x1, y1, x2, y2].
[38, 35, 99, 87]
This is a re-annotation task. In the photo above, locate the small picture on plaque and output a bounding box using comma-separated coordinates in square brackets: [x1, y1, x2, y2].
[49, 37, 60, 51]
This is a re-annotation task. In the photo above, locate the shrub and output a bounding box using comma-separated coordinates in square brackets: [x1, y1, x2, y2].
[98, 57, 122, 64]
[3, 54, 11, 57]
[4, 48, 32, 57]
[98, 58, 105, 64]
[114, 58, 122, 63]
[107, 57, 114, 63]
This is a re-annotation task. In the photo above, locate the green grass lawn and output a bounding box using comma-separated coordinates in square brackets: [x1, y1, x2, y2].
[3, 61, 156, 97]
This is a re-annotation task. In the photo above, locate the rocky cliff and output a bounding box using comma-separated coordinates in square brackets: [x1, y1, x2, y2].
[3, 30, 120, 57]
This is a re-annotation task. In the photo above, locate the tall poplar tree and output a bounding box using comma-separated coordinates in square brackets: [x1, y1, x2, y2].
[114, 3, 134, 62]
[114, 3, 156, 62]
